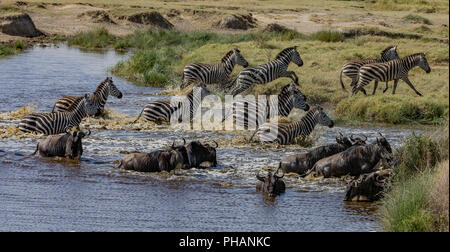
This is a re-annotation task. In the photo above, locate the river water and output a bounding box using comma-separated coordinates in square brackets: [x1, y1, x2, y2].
[0, 44, 418, 231]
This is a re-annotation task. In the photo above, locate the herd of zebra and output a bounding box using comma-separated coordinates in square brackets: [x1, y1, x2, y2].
[18, 45, 430, 146]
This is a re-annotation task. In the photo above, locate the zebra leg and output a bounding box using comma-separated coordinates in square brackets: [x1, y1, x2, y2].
[372, 81, 379, 95]
[283, 71, 299, 85]
[402, 77, 423, 96]
[350, 79, 367, 96]
[392, 79, 399, 95]
[383, 81, 389, 93]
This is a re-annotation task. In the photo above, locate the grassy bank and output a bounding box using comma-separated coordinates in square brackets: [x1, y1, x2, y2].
[59, 25, 450, 124]
[378, 124, 449, 232]
[0, 40, 25, 58]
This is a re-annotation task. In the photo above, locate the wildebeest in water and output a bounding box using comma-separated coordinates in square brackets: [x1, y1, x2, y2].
[31, 129, 91, 160]
[256, 168, 286, 197]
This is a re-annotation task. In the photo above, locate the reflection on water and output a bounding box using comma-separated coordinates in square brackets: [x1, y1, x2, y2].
[0, 44, 417, 232]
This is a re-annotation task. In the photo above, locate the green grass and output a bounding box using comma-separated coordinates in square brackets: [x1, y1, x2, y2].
[67, 27, 118, 49]
[310, 30, 344, 42]
[0, 41, 24, 58]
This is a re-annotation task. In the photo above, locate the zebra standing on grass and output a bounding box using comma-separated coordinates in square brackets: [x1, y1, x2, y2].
[19, 94, 98, 135]
[52, 77, 123, 116]
[250, 105, 334, 145]
[227, 46, 304, 96]
[180, 48, 249, 89]
[225, 81, 310, 129]
[340, 45, 399, 95]
[352, 53, 431, 96]
[134, 83, 212, 124]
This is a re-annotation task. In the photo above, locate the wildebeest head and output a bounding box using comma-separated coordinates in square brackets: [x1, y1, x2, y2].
[336, 132, 352, 147]
[65, 129, 90, 159]
[350, 134, 367, 146]
[344, 170, 390, 202]
[376, 132, 393, 161]
[169, 138, 190, 169]
[185, 140, 218, 168]
[256, 168, 286, 197]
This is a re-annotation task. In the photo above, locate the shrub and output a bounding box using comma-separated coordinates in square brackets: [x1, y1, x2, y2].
[311, 30, 344, 42]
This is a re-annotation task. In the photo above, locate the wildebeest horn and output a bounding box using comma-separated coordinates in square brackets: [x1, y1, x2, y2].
[378, 132, 383, 138]
[350, 134, 355, 141]
[212, 140, 218, 148]
[182, 138, 186, 145]
[256, 171, 265, 181]
[338, 132, 344, 137]
[274, 167, 284, 179]
[85, 129, 91, 136]
[362, 134, 367, 141]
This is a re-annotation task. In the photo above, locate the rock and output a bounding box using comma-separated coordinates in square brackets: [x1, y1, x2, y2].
[127, 12, 173, 29]
[0, 13, 44, 37]
[216, 13, 257, 30]
[78, 10, 116, 24]
[344, 170, 390, 202]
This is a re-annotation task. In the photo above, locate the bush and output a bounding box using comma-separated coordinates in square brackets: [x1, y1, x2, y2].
[68, 27, 117, 49]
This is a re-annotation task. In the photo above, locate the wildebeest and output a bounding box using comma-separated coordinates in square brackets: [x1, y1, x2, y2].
[309, 133, 392, 178]
[256, 168, 286, 197]
[31, 129, 91, 160]
[117, 139, 218, 172]
[117, 149, 185, 172]
[279, 132, 354, 174]
[344, 169, 390, 202]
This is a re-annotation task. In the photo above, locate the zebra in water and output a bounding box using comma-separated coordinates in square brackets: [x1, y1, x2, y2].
[352, 53, 431, 96]
[224, 81, 310, 130]
[19, 94, 98, 135]
[340, 45, 399, 95]
[134, 83, 212, 124]
[52, 77, 123, 116]
[250, 105, 334, 145]
[227, 46, 303, 96]
[180, 48, 249, 89]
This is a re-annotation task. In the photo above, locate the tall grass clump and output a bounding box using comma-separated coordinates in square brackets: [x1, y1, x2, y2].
[403, 14, 433, 25]
[378, 123, 449, 232]
[311, 30, 344, 42]
[335, 96, 448, 124]
[0, 42, 23, 58]
[68, 27, 118, 49]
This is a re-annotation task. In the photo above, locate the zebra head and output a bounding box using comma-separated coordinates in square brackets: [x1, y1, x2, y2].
[381, 45, 400, 61]
[105, 77, 123, 99]
[82, 94, 99, 116]
[290, 46, 303, 67]
[417, 53, 431, 73]
[313, 105, 334, 128]
[283, 82, 309, 111]
[232, 48, 249, 68]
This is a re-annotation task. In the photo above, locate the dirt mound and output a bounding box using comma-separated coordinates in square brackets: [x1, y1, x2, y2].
[215, 13, 257, 30]
[78, 10, 116, 24]
[0, 13, 45, 37]
[263, 23, 290, 33]
[126, 12, 174, 29]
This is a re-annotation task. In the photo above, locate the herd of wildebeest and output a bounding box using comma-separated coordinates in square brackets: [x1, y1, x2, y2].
[9, 44, 432, 202]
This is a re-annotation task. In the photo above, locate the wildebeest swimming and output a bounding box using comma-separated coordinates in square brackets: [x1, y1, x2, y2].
[279, 132, 354, 175]
[344, 169, 391, 202]
[117, 139, 218, 172]
[256, 168, 286, 197]
[31, 128, 91, 160]
[308, 133, 393, 178]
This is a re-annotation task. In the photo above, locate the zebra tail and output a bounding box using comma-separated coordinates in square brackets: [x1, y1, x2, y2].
[51, 102, 57, 113]
[339, 68, 347, 92]
[133, 107, 145, 123]
[30, 143, 39, 156]
[299, 168, 313, 178]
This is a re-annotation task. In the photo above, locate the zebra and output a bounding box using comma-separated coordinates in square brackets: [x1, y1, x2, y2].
[352, 53, 431, 96]
[224, 81, 310, 130]
[134, 83, 212, 124]
[19, 94, 98, 135]
[52, 77, 123, 116]
[340, 45, 399, 95]
[180, 48, 249, 89]
[250, 105, 334, 145]
[227, 46, 303, 96]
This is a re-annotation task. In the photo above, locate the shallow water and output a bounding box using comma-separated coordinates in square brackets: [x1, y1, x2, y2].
[0, 44, 418, 231]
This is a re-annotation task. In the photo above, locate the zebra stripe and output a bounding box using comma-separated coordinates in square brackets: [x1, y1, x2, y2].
[340, 45, 399, 95]
[251, 106, 334, 145]
[228, 46, 303, 95]
[228, 82, 309, 129]
[19, 94, 98, 135]
[52, 77, 122, 116]
[180, 48, 249, 88]
[352, 53, 430, 96]
[134, 84, 212, 124]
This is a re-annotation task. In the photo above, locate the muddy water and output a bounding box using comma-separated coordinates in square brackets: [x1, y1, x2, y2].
[0, 44, 417, 231]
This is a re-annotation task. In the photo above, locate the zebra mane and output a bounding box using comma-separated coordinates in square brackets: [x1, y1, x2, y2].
[274, 47, 296, 60]
[380, 45, 396, 55]
[221, 49, 236, 63]
[94, 77, 111, 94]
